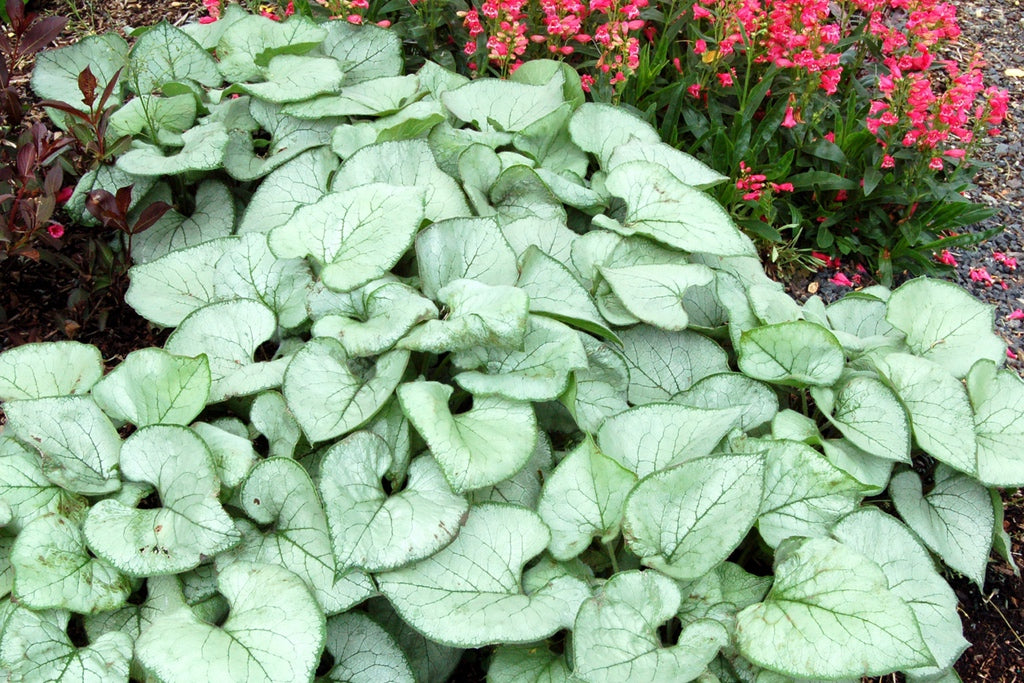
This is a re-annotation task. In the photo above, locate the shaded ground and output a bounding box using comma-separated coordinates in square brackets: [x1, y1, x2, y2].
[0, 0, 1021, 679]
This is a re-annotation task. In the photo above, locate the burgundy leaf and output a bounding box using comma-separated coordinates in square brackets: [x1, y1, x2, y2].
[37, 99, 92, 123]
[1, 87, 21, 124]
[19, 16, 67, 57]
[15, 142, 35, 178]
[131, 201, 173, 235]
[78, 66, 98, 108]
[114, 184, 133, 215]
[43, 163, 62, 196]
[96, 67, 123, 111]
[6, 0, 24, 32]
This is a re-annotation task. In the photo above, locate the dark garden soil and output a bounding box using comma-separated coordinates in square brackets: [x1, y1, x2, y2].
[0, 0, 1021, 679]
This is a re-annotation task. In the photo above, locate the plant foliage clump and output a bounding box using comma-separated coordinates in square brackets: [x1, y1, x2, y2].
[0, 13, 1021, 682]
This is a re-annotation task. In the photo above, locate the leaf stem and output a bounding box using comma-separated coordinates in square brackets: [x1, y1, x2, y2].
[604, 539, 620, 574]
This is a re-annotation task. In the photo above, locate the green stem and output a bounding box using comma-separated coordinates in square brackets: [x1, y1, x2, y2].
[604, 539, 620, 574]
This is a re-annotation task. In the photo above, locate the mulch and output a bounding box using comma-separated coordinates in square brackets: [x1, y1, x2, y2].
[0, 0, 1021, 679]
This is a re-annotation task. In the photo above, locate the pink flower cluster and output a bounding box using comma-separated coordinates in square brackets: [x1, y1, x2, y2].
[735, 161, 793, 201]
[686, 0, 1009, 169]
[867, 55, 1008, 161]
[314, 0, 367, 24]
[461, 0, 647, 85]
[690, 0, 842, 94]
[935, 248, 957, 267]
[461, 1, 530, 73]
[199, 0, 221, 24]
[993, 251, 1018, 271]
[969, 266, 993, 286]
[200, 0, 297, 23]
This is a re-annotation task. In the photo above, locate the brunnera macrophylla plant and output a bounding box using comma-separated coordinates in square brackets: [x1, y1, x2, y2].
[1, 13, 1020, 682]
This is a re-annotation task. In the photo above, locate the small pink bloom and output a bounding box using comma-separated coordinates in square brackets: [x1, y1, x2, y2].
[969, 267, 993, 285]
[199, 15, 216, 23]
[824, 132, 835, 143]
[347, 14, 363, 23]
[687, 83, 701, 98]
[835, 190, 848, 202]
[1007, 309, 1024, 321]
[56, 186, 73, 204]
[937, 249, 957, 267]
[829, 272, 854, 287]
[717, 72, 733, 87]
[928, 157, 944, 170]
[693, 39, 707, 55]
[692, 3, 712, 19]
[1008, 348, 1018, 360]
[943, 148, 966, 159]
[770, 182, 794, 192]
[881, 155, 895, 169]
[1004, 257, 1018, 270]
[376, 19, 391, 27]
[781, 106, 798, 128]
[855, 264, 868, 275]
[47, 222, 65, 239]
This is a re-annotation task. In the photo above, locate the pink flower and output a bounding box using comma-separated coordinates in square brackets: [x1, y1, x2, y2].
[47, 222, 65, 239]
[769, 182, 794, 192]
[824, 132, 835, 143]
[829, 272, 854, 287]
[717, 72, 734, 87]
[993, 252, 1017, 270]
[1007, 309, 1024, 321]
[969, 267, 993, 285]
[937, 249, 957, 266]
[781, 106, 798, 128]
[56, 186, 73, 204]
[687, 83, 702, 98]
[692, 3, 712, 19]
[943, 148, 966, 159]
[1008, 348, 1018, 360]
[928, 157, 944, 170]
[881, 155, 895, 169]
[812, 251, 833, 268]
